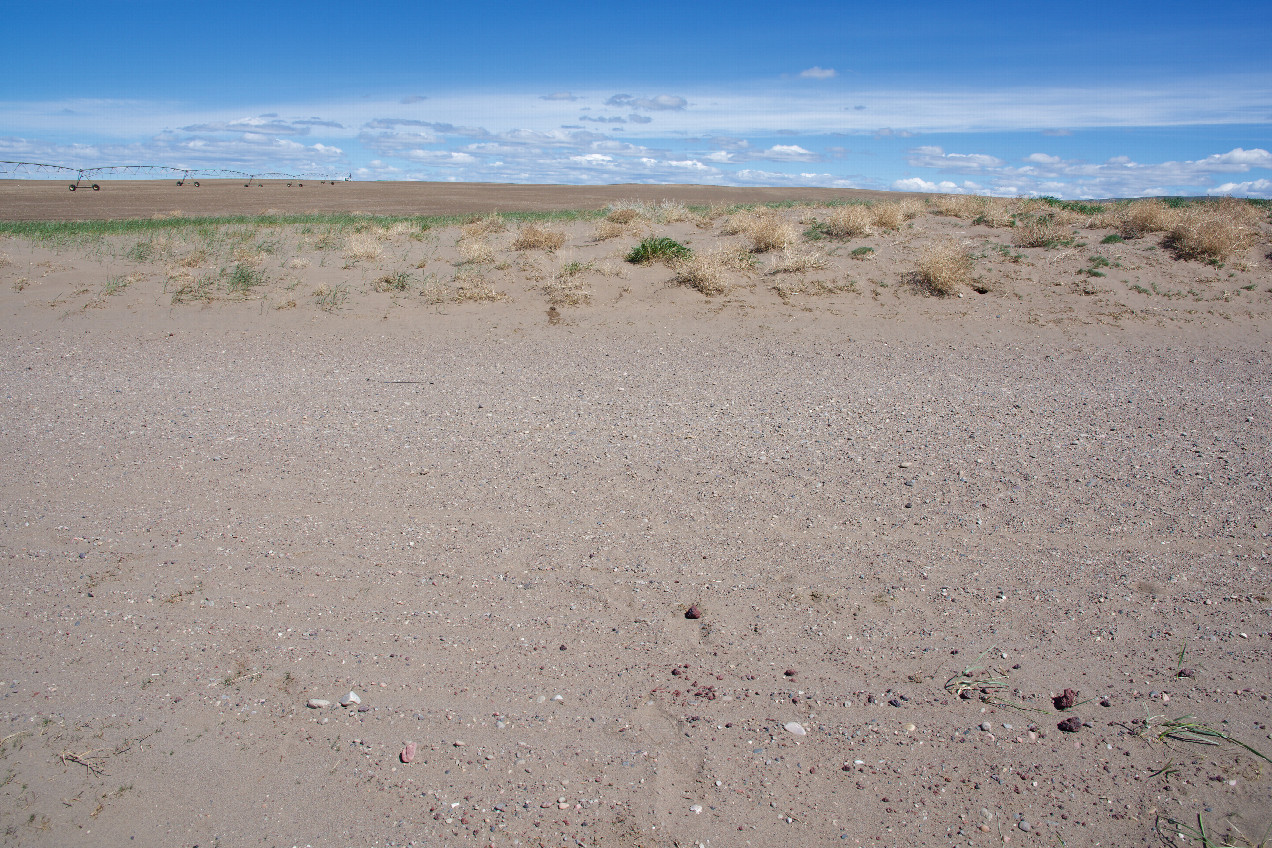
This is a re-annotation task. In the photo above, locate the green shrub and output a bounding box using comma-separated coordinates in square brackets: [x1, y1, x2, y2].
[626, 236, 691, 265]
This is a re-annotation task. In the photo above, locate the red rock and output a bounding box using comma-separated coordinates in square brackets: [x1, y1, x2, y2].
[1057, 717, 1082, 733]
[685, 605, 702, 620]
[1053, 688, 1079, 710]
[400, 742, 417, 763]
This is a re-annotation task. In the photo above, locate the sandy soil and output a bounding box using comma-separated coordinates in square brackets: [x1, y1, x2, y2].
[1, 184, 1270, 848]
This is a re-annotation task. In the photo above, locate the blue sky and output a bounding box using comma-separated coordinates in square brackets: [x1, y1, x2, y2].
[2, 0, 1270, 198]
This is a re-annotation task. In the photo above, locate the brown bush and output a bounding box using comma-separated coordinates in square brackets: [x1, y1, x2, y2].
[1011, 214, 1071, 248]
[1168, 199, 1261, 261]
[913, 240, 973, 295]
[512, 222, 567, 252]
[823, 205, 873, 238]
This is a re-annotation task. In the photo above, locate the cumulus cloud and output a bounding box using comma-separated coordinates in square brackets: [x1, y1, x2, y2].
[892, 177, 981, 193]
[1208, 179, 1272, 197]
[799, 66, 837, 80]
[605, 93, 687, 111]
[907, 146, 1004, 170]
[755, 144, 820, 162]
[1024, 153, 1063, 164]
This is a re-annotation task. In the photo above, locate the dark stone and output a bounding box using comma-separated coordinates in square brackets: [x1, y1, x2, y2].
[1057, 717, 1082, 733]
[1053, 688, 1079, 710]
[685, 605, 702, 620]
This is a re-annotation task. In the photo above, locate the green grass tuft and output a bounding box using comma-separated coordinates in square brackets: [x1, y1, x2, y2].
[626, 236, 692, 265]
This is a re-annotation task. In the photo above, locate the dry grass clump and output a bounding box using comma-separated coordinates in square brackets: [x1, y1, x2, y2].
[1103, 199, 1182, 238]
[175, 249, 208, 268]
[870, 200, 920, 231]
[1167, 198, 1262, 261]
[453, 269, 506, 303]
[374, 270, 413, 292]
[457, 238, 497, 265]
[461, 214, 507, 239]
[652, 200, 692, 223]
[694, 204, 729, 229]
[511, 222, 567, 252]
[772, 278, 856, 302]
[723, 209, 799, 253]
[287, 256, 311, 270]
[1011, 214, 1072, 248]
[0, 252, 10, 268]
[823, 205, 873, 238]
[669, 248, 750, 296]
[929, 194, 1013, 226]
[343, 232, 383, 263]
[606, 206, 645, 224]
[912, 239, 973, 295]
[542, 276, 592, 307]
[769, 248, 829, 274]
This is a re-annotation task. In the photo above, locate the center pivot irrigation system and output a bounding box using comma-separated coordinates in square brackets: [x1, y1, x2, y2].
[0, 161, 351, 191]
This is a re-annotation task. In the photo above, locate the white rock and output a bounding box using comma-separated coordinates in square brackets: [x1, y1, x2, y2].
[306, 698, 331, 709]
[340, 691, 361, 706]
[784, 722, 806, 736]
[690, 804, 703, 814]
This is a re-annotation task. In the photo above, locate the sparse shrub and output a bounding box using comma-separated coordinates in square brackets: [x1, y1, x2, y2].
[606, 206, 644, 224]
[745, 213, 798, 253]
[1100, 234, 1124, 244]
[670, 249, 732, 296]
[457, 238, 496, 265]
[168, 271, 215, 304]
[1167, 199, 1261, 261]
[101, 275, 131, 296]
[822, 205, 873, 239]
[225, 264, 267, 294]
[375, 271, 412, 292]
[1111, 199, 1183, 238]
[913, 240, 973, 295]
[1011, 214, 1071, 248]
[542, 276, 592, 307]
[453, 269, 505, 302]
[851, 246, 875, 259]
[627, 236, 691, 265]
[772, 278, 855, 302]
[769, 248, 829, 274]
[653, 200, 692, 223]
[343, 232, 383, 263]
[461, 214, 506, 239]
[512, 222, 567, 252]
[870, 201, 915, 231]
[314, 284, 349, 311]
[419, 274, 449, 304]
[126, 240, 156, 262]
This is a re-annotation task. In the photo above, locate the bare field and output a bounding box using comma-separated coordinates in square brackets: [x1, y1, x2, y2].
[1, 185, 1271, 848]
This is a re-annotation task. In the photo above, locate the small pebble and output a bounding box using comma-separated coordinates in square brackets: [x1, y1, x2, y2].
[784, 722, 807, 736]
[981, 722, 993, 732]
[306, 699, 330, 709]
[1018, 821, 1032, 832]
[400, 742, 417, 764]
[1057, 717, 1082, 733]
[903, 723, 916, 732]
[690, 804, 703, 814]
[685, 605, 702, 620]
[340, 691, 361, 707]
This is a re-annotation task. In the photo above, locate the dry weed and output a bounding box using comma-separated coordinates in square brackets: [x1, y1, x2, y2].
[871, 200, 919, 231]
[343, 233, 383, 263]
[769, 248, 829, 274]
[653, 200, 692, 223]
[913, 239, 973, 295]
[593, 220, 629, 241]
[419, 276, 450, 305]
[457, 238, 497, 265]
[823, 205, 873, 238]
[0, 252, 10, 268]
[1168, 199, 1261, 261]
[1105, 199, 1183, 238]
[1011, 214, 1072, 248]
[606, 206, 645, 224]
[542, 277, 592, 307]
[670, 249, 738, 296]
[287, 257, 311, 270]
[512, 222, 567, 252]
[723, 210, 798, 253]
[461, 214, 507, 239]
[694, 204, 729, 228]
[772, 278, 856, 302]
[453, 269, 506, 302]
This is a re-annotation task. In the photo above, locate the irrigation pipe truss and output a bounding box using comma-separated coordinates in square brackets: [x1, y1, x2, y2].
[0, 160, 349, 190]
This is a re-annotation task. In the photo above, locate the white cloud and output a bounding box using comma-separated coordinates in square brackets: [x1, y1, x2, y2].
[756, 144, 820, 162]
[605, 93, 688, 111]
[539, 92, 578, 101]
[1024, 153, 1062, 164]
[799, 67, 837, 80]
[1208, 178, 1272, 198]
[907, 146, 1004, 170]
[893, 177, 977, 193]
